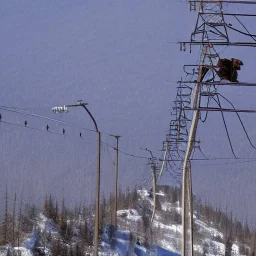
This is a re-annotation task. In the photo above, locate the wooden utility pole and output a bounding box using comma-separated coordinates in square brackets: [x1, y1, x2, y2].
[110, 135, 121, 229]
[4, 184, 8, 244]
[17, 201, 22, 256]
[12, 193, 16, 245]
[150, 164, 157, 224]
[140, 148, 157, 223]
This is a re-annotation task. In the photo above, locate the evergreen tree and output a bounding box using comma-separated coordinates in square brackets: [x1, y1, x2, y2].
[225, 236, 233, 256]
[51, 238, 61, 256]
[155, 195, 162, 211]
[99, 195, 107, 235]
[53, 200, 59, 224]
[48, 194, 54, 220]
[132, 185, 138, 205]
[43, 194, 49, 217]
[59, 199, 72, 241]
[203, 241, 209, 256]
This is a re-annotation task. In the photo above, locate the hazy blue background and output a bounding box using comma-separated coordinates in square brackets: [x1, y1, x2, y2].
[1, 0, 256, 224]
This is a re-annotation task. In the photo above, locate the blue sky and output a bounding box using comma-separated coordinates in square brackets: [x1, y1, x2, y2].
[1, 0, 256, 223]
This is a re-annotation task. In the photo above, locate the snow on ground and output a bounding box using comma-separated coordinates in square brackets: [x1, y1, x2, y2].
[0, 246, 12, 256]
[100, 241, 120, 256]
[99, 252, 119, 256]
[14, 247, 34, 256]
[176, 206, 181, 214]
[137, 190, 150, 198]
[117, 209, 141, 221]
[0, 246, 33, 256]
[232, 243, 239, 255]
[137, 189, 154, 206]
[194, 244, 203, 254]
[195, 219, 224, 239]
[153, 219, 182, 234]
[102, 227, 181, 256]
[151, 245, 180, 256]
[22, 214, 57, 254]
[137, 190, 154, 206]
[36, 213, 58, 233]
[161, 202, 181, 214]
[23, 226, 39, 250]
[134, 244, 147, 255]
[155, 190, 165, 196]
[211, 240, 225, 255]
[213, 240, 225, 255]
[161, 202, 172, 211]
[158, 239, 180, 255]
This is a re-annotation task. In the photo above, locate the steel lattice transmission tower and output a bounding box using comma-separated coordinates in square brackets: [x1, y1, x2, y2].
[159, 1, 256, 255]
[179, 1, 256, 256]
[181, 2, 232, 256]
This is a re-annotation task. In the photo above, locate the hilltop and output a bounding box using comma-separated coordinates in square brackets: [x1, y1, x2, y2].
[0, 185, 253, 255]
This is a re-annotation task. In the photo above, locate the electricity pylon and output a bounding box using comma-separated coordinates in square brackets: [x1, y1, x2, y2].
[160, 1, 256, 256]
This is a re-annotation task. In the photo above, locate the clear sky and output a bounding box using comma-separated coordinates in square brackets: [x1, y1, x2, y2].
[1, 0, 256, 223]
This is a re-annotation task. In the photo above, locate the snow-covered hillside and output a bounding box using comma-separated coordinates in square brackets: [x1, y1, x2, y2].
[115, 188, 249, 256]
[0, 186, 251, 255]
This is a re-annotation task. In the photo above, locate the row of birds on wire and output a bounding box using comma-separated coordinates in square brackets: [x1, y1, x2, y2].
[0, 107, 150, 161]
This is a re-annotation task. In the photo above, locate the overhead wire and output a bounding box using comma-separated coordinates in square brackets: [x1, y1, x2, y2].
[166, 165, 182, 185]
[233, 16, 256, 42]
[200, 95, 211, 123]
[0, 106, 96, 133]
[167, 160, 182, 176]
[0, 120, 64, 136]
[208, 94, 238, 158]
[102, 137, 115, 166]
[192, 158, 256, 167]
[218, 93, 256, 150]
[196, 145, 209, 159]
[0, 106, 151, 161]
[0, 118, 150, 163]
[101, 140, 150, 160]
[163, 156, 256, 161]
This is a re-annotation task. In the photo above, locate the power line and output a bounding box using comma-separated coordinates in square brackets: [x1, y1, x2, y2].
[0, 116, 150, 161]
[0, 120, 64, 136]
[193, 158, 256, 167]
[102, 140, 115, 166]
[161, 157, 256, 162]
[101, 141, 150, 160]
[189, 0, 256, 4]
[0, 106, 97, 133]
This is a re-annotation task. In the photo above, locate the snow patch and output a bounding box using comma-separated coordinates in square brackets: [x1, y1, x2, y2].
[137, 190, 150, 198]
[155, 190, 165, 196]
[232, 243, 239, 255]
[117, 209, 141, 221]
[14, 247, 34, 256]
[23, 226, 39, 250]
[36, 213, 58, 233]
[195, 219, 224, 239]
[153, 219, 182, 233]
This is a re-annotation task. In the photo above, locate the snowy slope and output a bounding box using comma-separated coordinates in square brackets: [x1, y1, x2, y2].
[0, 187, 248, 255]
[102, 228, 180, 256]
[114, 189, 247, 256]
